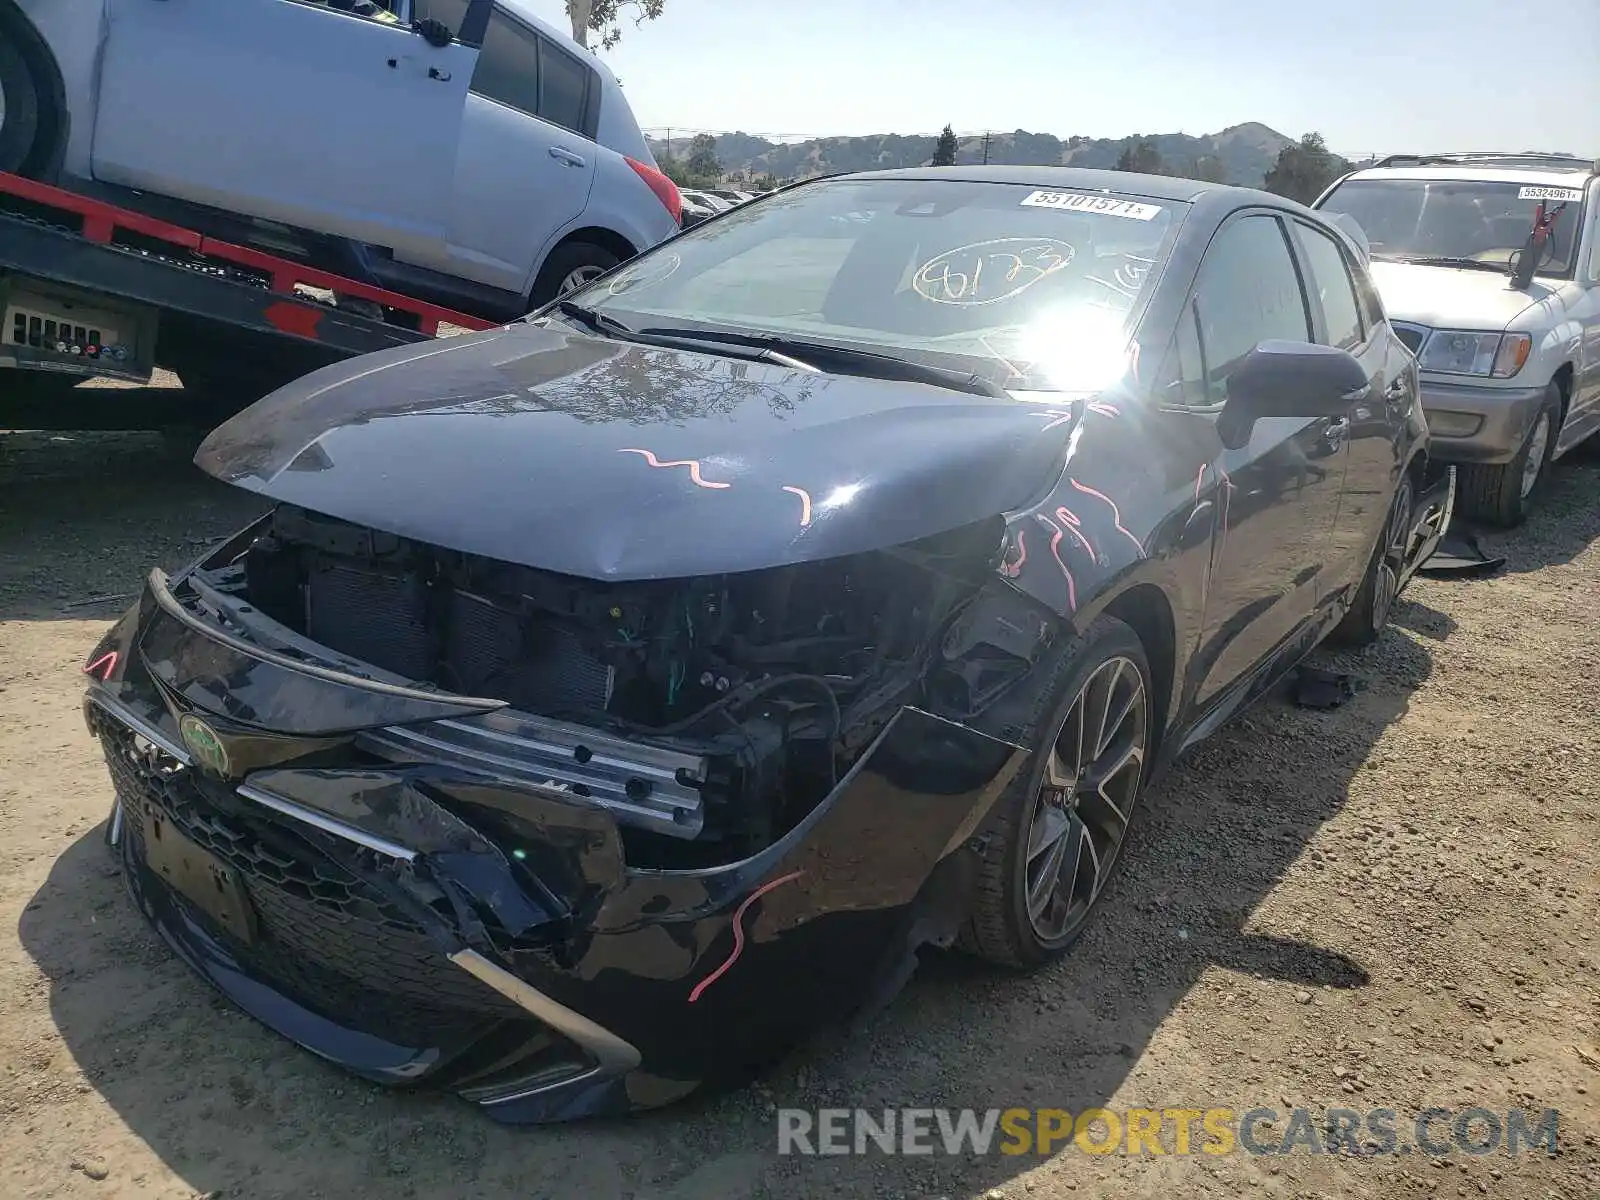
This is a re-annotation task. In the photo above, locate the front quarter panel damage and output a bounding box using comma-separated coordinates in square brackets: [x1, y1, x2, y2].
[992, 397, 1216, 720]
[476, 706, 1024, 1120]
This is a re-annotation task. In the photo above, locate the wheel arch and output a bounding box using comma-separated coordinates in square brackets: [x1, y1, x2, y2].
[526, 225, 641, 307]
[1097, 583, 1178, 761]
[0, 0, 70, 179]
[1551, 361, 1574, 425]
[549, 225, 639, 268]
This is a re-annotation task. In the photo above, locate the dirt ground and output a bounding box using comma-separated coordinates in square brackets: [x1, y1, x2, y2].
[1, 426, 1596, 1200]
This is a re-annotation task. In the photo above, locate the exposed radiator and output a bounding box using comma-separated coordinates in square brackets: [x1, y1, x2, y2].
[446, 591, 613, 712]
[303, 559, 613, 711]
[306, 559, 432, 679]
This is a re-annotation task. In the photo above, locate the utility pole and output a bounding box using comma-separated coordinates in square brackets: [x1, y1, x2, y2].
[982, 132, 991, 165]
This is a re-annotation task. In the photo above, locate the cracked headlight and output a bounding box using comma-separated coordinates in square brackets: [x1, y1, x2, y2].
[1416, 330, 1531, 378]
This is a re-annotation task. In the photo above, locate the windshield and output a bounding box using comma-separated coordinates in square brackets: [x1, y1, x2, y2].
[1318, 178, 1584, 277]
[565, 178, 1183, 392]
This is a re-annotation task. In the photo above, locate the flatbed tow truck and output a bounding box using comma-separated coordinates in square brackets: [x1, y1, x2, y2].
[0, 168, 497, 429]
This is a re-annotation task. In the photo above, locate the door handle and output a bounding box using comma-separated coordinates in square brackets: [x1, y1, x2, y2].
[549, 146, 587, 168]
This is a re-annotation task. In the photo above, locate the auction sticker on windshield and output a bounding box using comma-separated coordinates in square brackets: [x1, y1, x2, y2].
[1518, 186, 1584, 202]
[1020, 191, 1162, 220]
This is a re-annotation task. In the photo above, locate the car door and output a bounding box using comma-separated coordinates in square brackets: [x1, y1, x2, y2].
[1289, 217, 1400, 589]
[417, 5, 599, 294]
[90, 0, 484, 262]
[1181, 211, 1350, 711]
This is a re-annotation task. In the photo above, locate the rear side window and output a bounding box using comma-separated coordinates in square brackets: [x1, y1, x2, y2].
[468, 10, 596, 137]
[1297, 223, 1365, 350]
[537, 38, 592, 135]
[472, 10, 541, 117]
[1192, 214, 1311, 403]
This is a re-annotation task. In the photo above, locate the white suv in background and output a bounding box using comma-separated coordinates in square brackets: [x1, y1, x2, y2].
[1315, 153, 1600, 525]
[2, 0, 682, 319]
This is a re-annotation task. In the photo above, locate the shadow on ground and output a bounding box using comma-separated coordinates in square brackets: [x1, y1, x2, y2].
[0, 430, 265, 623]
[18, 600, 1440, 1199]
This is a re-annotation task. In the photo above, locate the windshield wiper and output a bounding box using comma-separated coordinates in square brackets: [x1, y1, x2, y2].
[551, 300, 637, 338]
[1386, 255, 1507, 273]
[633, 326, 1010, 398]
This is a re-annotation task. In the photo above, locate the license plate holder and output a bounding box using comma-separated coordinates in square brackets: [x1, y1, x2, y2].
[136, 804, 256, 944]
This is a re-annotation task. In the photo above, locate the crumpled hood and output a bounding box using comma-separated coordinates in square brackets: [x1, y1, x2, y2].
[196, 324, 1075, 580]
[1367, 261, 1552, 330]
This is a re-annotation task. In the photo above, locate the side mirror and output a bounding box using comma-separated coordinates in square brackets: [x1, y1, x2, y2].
[1226, 340, 1369, 419]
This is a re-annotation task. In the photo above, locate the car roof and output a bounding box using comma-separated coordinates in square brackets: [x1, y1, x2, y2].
[836, 166, 1241, 204]
[1344, 164, 1595, 186]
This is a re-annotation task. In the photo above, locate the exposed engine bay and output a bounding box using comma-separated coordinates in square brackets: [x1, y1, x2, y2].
[192, 505, 1035, 866]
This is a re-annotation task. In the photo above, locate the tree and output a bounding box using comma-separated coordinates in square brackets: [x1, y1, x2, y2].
[931, 124, 958, 167]
[566, 0, 665, 50]
[1263, 132, 1348, 204]
[1182, 155, 1229, 183]
[1114, 136, 1164, 175]
[658, 157, 692, 187]
[685, 134, 722, 182]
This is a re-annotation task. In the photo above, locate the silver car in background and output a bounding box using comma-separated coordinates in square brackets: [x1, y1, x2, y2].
[1315, 152, 1600, 525]
[3, 0, 683, 316]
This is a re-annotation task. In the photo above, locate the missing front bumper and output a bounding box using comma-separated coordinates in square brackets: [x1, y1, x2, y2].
[86, 660, 1023, 1121]
[1400, 463, 1456, 593]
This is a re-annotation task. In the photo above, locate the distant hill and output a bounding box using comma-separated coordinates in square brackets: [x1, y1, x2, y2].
[648, 122, 1300, 187]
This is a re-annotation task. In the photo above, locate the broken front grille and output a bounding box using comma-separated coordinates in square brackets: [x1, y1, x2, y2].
[96, 716, 525, 1046]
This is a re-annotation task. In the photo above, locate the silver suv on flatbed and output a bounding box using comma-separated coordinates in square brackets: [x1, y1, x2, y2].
[1315, 153, 1600, 525]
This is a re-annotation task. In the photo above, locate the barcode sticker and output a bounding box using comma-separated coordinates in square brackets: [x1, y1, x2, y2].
[1020, 191, 1163, 220]
[1518, 186, 1583, 202]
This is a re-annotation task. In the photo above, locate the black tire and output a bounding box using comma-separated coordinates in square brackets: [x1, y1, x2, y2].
[1331, 473, 1414, 648]
[0, 25, 42, 174]
[959, 614, 1154, 968]
[1455, 382, 1561, 527]
[529, 240, 622, 308]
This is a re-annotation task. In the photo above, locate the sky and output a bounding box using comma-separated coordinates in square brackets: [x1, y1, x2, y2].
[522, 0, 1599, 158]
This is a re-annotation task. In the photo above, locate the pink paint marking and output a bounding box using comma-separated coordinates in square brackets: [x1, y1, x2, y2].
[781, 485, 813, 528]
[1001, 528, 1029, 577]
[688, 870, 806, 1004]
[1214, 466, 1235, 562]
[1087, 402, 1121, 418]
[83, 650, 119, 680]
[1068, 478, 1145, 556]
[1194, 464, 1207, 504]
[1053, 506, 1097, 559]
[1034, 514, 1078, 612]
[618, 448, 731, 489]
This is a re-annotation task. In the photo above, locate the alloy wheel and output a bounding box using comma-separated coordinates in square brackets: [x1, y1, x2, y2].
[1520, 413, 1552, 500]
[558, 265, 606, 297]
[1371, 479, 1414, 632]
[1023, 654, 1150, 943]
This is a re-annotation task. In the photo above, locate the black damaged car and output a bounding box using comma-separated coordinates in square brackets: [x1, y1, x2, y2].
[82, 167, 1453, 1123]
